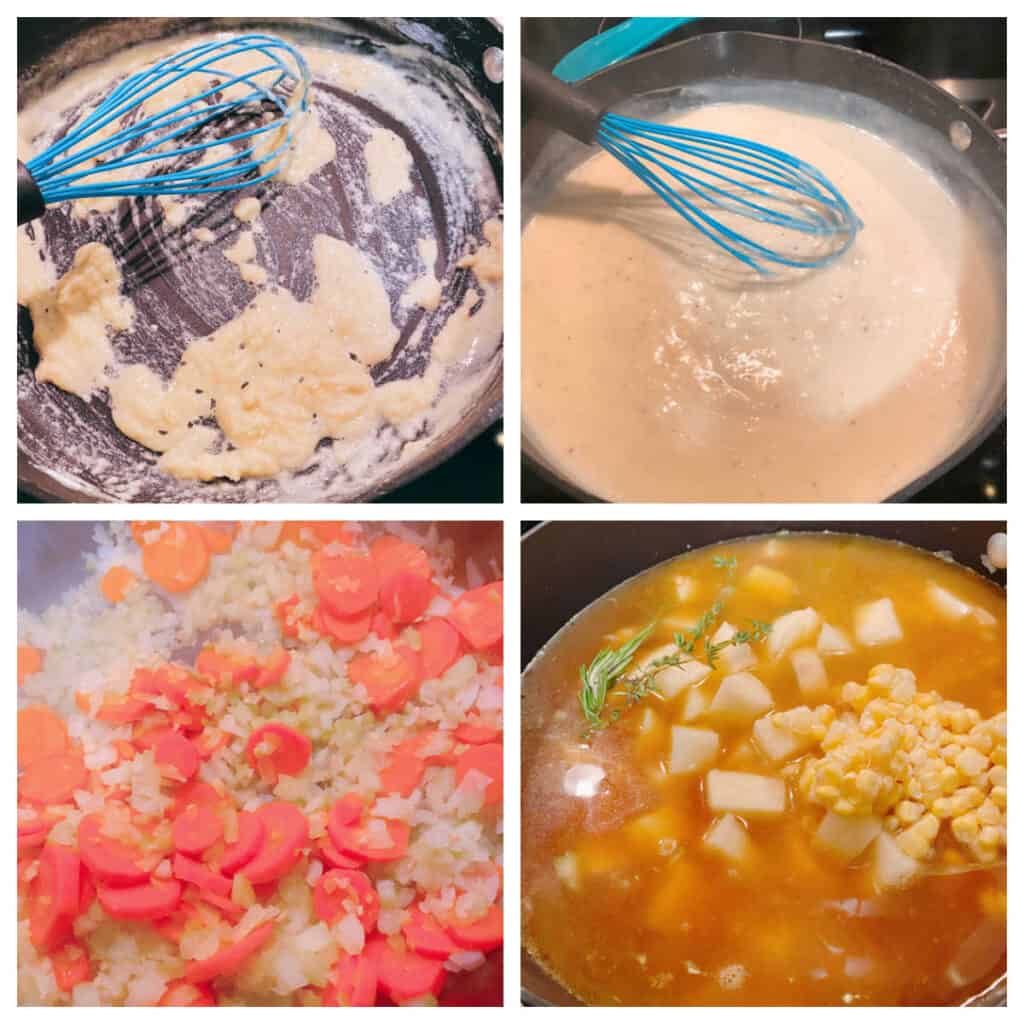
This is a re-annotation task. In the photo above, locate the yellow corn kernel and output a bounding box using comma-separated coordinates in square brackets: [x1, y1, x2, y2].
[990, 786, 1007, 809]
[931, 797, 953, 819]
[939, 765, 961, 795]
[989, 745, 1006, 767]
[895, 800, 925, 825]
[951, 812, 979, 844]
[948, 709, 973, 734]
[988, 765, 1007, 788]
[841, 683, 870, 710]
[949, 786, 985, 817]
[976, 800, 1001, 827]
[897, 813, 939, 860]
[955, 747, 989, 778]
[977, 825, 1001, 850]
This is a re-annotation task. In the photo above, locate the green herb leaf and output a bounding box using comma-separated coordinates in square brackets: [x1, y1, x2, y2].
[578, 622, 655, 731]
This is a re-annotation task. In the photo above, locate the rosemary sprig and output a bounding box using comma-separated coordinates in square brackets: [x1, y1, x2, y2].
[578, 622, 655, 734]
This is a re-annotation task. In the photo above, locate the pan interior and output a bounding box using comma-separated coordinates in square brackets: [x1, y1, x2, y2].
[18, 19, 503, 502]
[522, 66, 1006, 501]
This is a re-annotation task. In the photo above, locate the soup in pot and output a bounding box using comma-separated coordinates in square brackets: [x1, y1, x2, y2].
[522, 533, 1006, 1005]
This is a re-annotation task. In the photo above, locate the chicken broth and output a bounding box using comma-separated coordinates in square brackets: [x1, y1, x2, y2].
[522, 534, 1006, 1005]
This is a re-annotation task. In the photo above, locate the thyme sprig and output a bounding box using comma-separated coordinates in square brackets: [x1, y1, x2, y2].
[576, 556, 772, 740]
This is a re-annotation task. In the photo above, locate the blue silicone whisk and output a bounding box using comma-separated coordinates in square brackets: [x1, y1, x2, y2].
[524, 55, 862, 274]
[18, 33, 311, 225]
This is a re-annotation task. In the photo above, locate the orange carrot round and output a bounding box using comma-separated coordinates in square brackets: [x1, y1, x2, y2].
[246, 723, 311, 783]
[183, 921, 276, 985]
[18, 644, 44, 687]
[370, 535, 432, 582]
[141, 523, 210, 594]
[455, 743, 503, 806]
[154, 731, 200, 782]
[449, 582, 503, 651]
[18, 705, 68, 769]
[417, 619, 462, 680]
[379, 571, 435, 624]
[446, 902, 503, 952]
[78, 814, 149, 886]
[98, 879, 182, 921]
[50, 940, 93, 992]
[314, 553, 379, 616]
[240, 802, 309, 884]
[19, 753, 88, 805]
[173, 804, 224, 856]
[100, 565, 138, 603]
[347, 647, 421, 713]
[313, 868, 379, 930]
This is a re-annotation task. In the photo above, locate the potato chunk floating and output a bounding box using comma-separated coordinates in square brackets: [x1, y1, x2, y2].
[709, 672, 774, 724]
[669, 725, 720, 775]
[704, 770, 787, 818]
[855, 597, 903, 646]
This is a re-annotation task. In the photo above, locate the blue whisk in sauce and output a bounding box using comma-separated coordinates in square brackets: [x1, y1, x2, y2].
[597, 113, 862, 274]
[19, 34, 310, 224]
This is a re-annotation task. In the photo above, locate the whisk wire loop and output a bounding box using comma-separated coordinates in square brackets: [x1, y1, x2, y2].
[597, 111, 861, 273]
[26, 33, 311, 206]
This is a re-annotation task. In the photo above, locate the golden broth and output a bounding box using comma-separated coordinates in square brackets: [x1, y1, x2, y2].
[522, 533, 1006, 1006]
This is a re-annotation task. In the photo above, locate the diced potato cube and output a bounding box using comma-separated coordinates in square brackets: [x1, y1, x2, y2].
[872, 831, 921, 891]
[767, 608, 820, 660]
[638, 643, 680, 671]
[623, 806, 684, 857]
[926, 582, 971, 621]
[711, 622, 736, 645]
[673, 575, 697, 602]
[741, 564, 796, 604]
[645, 858, 696, 932]
[817, 622, 854, 655]
[790, 648, 828, 698]
[751, 716, 813, 764]
[709, 672, 774, 724]
[703, 814, 751, 864]
[669, 726, 720, 775]
[705, 769, 787, 817]
[682, 687, 709, 723]
[854, 598, 903, 646]
[655, 661, 711, 699]
[814, 811, 882, 863]
[721, 643, 757, 674]
[553, 851, 580, 891]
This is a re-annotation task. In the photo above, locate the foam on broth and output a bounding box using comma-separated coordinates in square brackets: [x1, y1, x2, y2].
[522, 534, 1006, 1005]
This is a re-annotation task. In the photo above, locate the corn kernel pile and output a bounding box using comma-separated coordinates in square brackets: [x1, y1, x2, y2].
[797, 665, 1006, 865]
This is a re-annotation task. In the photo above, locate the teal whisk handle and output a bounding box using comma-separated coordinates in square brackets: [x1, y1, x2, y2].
[523, 59, 607, 144]
[18, 161, 45, 225]
[553, 18, 698, 83]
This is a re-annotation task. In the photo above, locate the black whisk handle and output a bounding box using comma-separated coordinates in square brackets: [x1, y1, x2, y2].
[18, 161, 45, 225]
[522, 59, 606, 145]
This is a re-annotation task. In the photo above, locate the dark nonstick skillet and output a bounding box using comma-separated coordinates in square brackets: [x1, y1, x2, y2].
[521, 520, 1007, 1006]
[18, 17, 503, 503]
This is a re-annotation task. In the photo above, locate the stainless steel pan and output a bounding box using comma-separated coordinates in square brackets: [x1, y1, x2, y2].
[521, 32, 1006, 503]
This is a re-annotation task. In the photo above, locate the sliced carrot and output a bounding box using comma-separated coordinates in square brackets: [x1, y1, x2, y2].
[19, 752, 88, 805]
[170, 780, 222, 819]
[455, 717, 502, 745]
[114, 739, 137, 763]
[219, 811, 265, 875]
[316, 837, 364, 870]
[275, 594, 302, 638]
[315, 604, 372, 646]
[98, 879, 182, 921]
[199, 523, 237, 555]
[379, 571, 435, 625]
[19, 826, 50, 853]
[183, 920, 276, 985]
[30, 845, 81, 953]
[78, 813, 149, 886]
[372, 611, 396, 641]
[415, 729, 458, 767]
[141, 523, 210, 594]
[326, 794, 365, 852]
[370, 535, 432, 582]
[95, 694, 151, 724]
[100, 565, 138, 604]
[378, 738, 427, 797]
[455, 743, 503, 806]
[403, 907, 459, 959]
[154, 731, 200, 782]
[417, 618, 462, 680]
[79, 874, 96, 915]
[130, 521, 164, 547]
[314, 552, 379, 616]
[314, 868, 380, 930]
[195, 646, 260, 687]
[173, 854, 232, 898]
[366, 934, 446, 1004]
[448, 582, 503, 651]
[191, 887, 245, 922]
[131, 664, 195, 708]
[332, 816, 410, 863]
[50, 940, 92, 992]
[446, 903, 503, 952]
[348, 646, 421, 713]
[18, 705, 69, 769]
[254, 647, 290, 689]
[325, 952, 378, 1007]
[246, 722, 311, 784]
[241, 802, 309, 885]
[18, 644, 45, 687]
[275, 521, 355, 552]
[159, 979, 217, 1006]
[173, 804, 224, 856]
